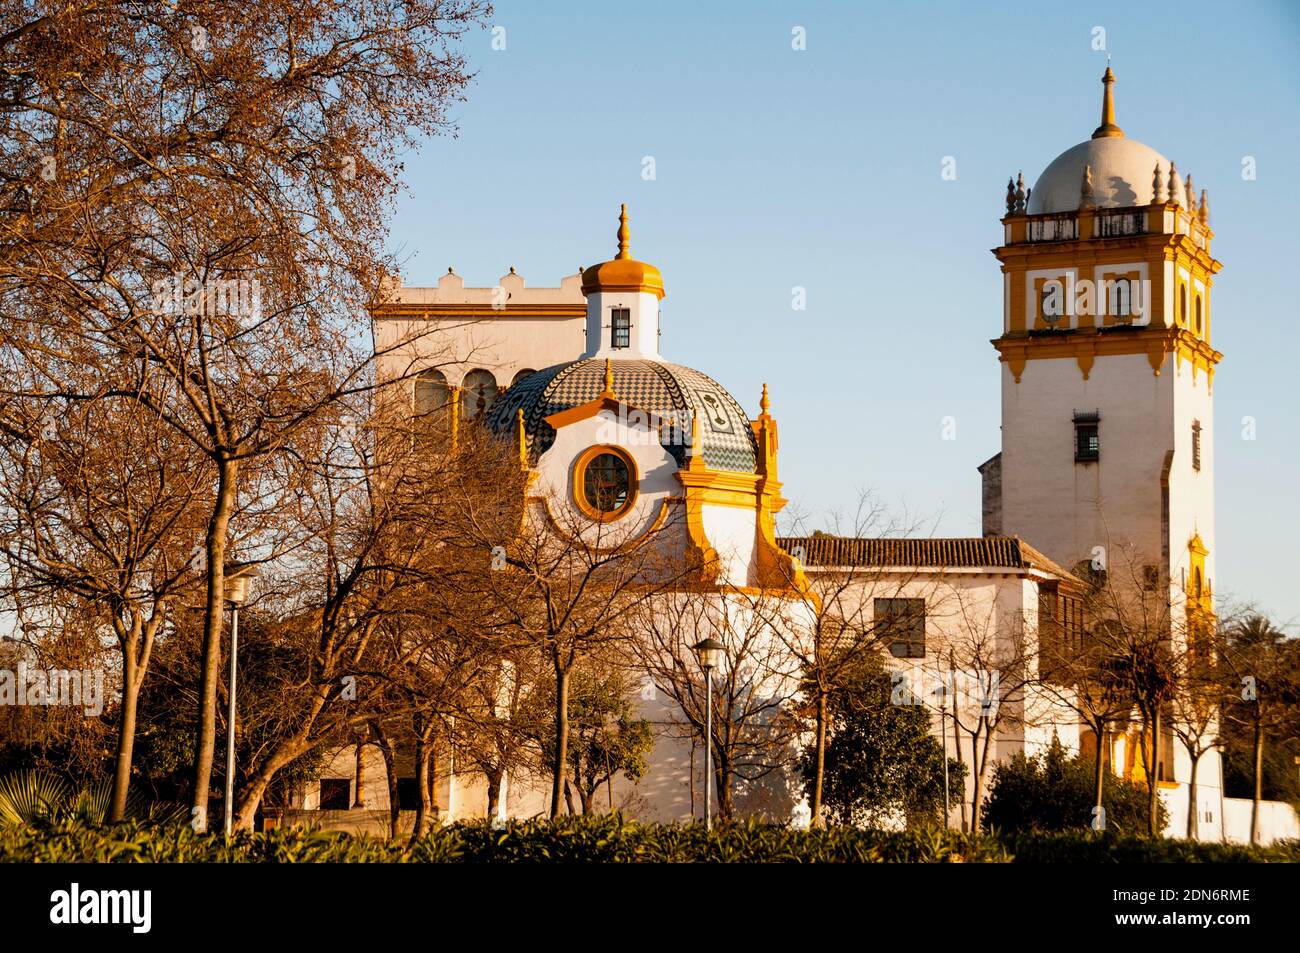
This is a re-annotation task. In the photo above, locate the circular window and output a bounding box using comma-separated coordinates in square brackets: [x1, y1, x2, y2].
[574, 447, 637, 521]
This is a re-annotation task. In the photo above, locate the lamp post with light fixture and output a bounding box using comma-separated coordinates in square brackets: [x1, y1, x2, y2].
[223, 562, 260, 836]
[692, 637, 725, 831]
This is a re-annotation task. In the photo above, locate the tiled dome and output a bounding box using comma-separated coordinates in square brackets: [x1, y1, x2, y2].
[485, 358, 758, 473]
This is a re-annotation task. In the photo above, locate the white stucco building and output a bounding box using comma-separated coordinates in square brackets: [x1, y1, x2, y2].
[291, 74, 1296, 844]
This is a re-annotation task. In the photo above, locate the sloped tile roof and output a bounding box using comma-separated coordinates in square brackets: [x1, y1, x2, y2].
[777, 535, 1080, 582]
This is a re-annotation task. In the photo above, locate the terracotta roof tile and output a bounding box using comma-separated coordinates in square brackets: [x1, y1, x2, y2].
[778, 535, 1081, 583]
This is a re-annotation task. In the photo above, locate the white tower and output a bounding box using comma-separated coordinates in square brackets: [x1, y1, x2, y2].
[983, 68, 1222, 623]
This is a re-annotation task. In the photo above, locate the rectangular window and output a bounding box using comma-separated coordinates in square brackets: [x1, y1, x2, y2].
[318, 778, 351, 810]
[1191, 420, 1201, 471]
[1073, 410, 1100, 462]
[877, 598, 926, 659]
[397, 778, 421, 811]
[1060, 594, 1084, 654]
[611, 308, 631, 349]
[1100, 271, 1141, 323]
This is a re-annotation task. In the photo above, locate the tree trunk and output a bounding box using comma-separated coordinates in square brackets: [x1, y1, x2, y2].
[953, 714, 967, 832]
[563, 776, 577, 816]
[485, 764, 503, 818]
[370, 721, 400, 838]
[714, 752, 733, 822]
[412, 724, 433, 838]
[689, 740, 696, 817]
[1251, 713, 1264, 846]
[549, 662, 570, 819]
[190, 455, 239, 830]
[1186, 751, 1200, 840]
[108, 636, 141, 823]
[578, 783, 594, 816]
[1092, 725, 1107, 829]
[231, 735, 312, 830]
[231, 686, 330, 830]
[811, 689, 828, 828]
[970, 727, 992, 834]
[1147, 709, 1161, 837]
[352, 742, 367, 808]
[427, 741, 439, 823]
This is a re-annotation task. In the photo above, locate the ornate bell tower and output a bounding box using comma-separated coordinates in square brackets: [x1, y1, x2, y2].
[982, 68, 1222, 618]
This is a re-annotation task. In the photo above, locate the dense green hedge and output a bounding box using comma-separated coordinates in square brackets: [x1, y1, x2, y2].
[2, 815, 1297, 863]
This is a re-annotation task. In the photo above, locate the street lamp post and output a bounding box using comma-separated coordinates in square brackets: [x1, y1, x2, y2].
[692, 637, 725, 831]
[223, 562, 260, 837]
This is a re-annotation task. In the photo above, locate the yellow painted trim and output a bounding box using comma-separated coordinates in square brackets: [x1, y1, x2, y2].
[992, 327, 1222, 383]
[532, 494, 672, 553]
[544, 395, 664, 431]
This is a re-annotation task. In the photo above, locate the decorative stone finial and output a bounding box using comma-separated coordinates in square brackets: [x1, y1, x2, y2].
[1152, 163, 1165, 203]
[601, 358, 616, 398]
[1005, 177, 1016, 215]
[1185, 174, 1195, 209]
[1167, 162, 1180, 206]
[616, 203, 631, 260]
[760, 383, 771, 416]
[1013, 172, 1026, 214]
[1080, 165, 1095, 208]
[1092, 66, 1124, 139]
[1198, 189, 1209, 225]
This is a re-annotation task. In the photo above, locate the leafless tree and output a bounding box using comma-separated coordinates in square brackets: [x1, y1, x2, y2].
[0, 382, 208, 820]
[1219, 612, 1300, 844]
[775, 493, 943, 826]
[634, 588, 805, 821]
[0, 0, 490, 828]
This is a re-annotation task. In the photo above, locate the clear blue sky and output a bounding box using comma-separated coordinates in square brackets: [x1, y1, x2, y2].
[387, 0, 1300, 628]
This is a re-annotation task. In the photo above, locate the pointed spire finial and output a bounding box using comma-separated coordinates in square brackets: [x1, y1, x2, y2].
[616, 203, 631, 260]
[1198, 189, 1209, 225]
[1080, 164, 1095, 208]
[601, 357, 616, 398]
[1092, 66, 1124, 139]
[1185, 173, 1195, 209]
[1005, 176, 1016, 215]
[1167, 161, 1180, 207]
[1152, 163, 1165, 203]
[760, 383, 771, 416]
[1013, 171, 1026, 214]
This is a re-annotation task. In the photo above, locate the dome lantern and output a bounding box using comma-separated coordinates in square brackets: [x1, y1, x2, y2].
[580, 204, 665, 360]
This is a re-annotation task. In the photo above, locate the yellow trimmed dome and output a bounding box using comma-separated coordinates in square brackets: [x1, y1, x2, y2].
[580, 204, 665, 299]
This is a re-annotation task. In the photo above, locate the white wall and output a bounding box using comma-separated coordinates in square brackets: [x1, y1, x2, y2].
[1001, 352, 1173, 576]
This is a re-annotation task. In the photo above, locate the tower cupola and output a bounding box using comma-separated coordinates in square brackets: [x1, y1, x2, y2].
[579, 204, 664, 359]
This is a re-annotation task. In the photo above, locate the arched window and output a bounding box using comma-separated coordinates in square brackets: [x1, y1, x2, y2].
[510, 368, 537, 388]
[1179, 285, 1187, 326]
[460, 369, 498, 421]
[573, 446, 637, 521]
[1195, 296, 1203, 334]
[413, 369, 448, 417]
